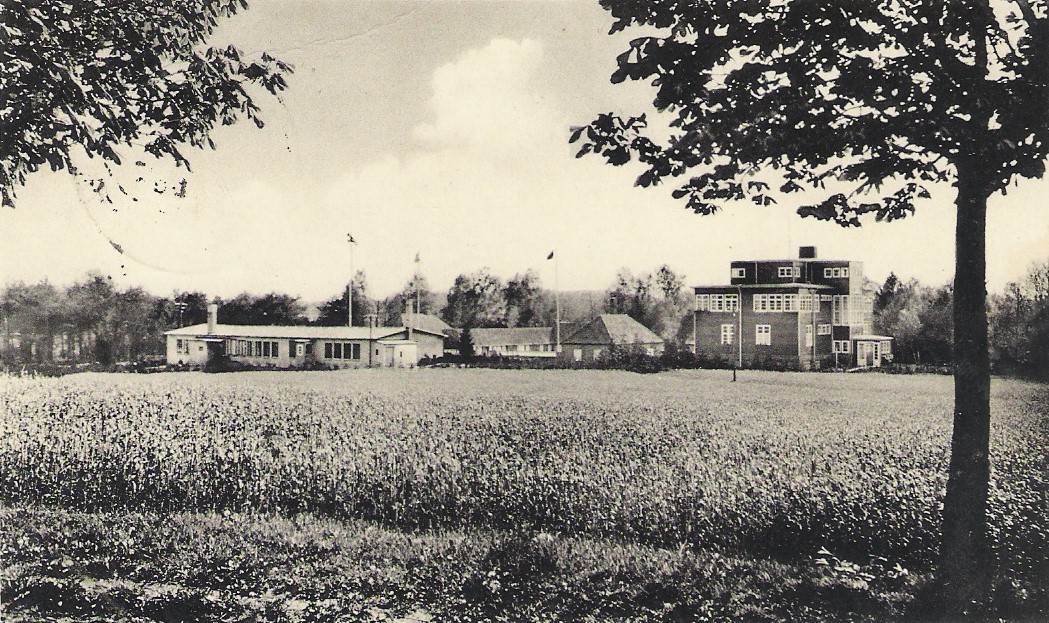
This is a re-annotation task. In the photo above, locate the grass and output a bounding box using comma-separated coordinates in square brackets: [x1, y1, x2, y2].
[1, 368, 1047, 621]
[2, 505, 922, 623]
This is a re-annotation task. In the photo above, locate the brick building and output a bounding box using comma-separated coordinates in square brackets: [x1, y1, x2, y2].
[692, 247, 891, 369]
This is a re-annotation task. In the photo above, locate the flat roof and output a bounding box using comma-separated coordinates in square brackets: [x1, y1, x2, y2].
[165, 323, 444, 340]
[694, 283, 835, 290]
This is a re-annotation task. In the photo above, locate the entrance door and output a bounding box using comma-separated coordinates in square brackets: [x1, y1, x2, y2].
[856, 342, 876, 368]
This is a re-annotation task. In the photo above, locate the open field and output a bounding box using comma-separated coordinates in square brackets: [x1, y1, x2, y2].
[2, 369, 1047, 621]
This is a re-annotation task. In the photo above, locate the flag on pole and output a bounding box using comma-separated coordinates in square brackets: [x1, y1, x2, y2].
[546, 251, 555, 260]
[347, 233, 356, 244]
[414, 252, 421, 263]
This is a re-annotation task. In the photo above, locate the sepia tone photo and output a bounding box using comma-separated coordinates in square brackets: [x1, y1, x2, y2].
[1, 1, 1047, 621]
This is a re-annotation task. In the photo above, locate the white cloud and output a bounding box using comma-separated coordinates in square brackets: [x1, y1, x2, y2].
[412, 38, 561, 155]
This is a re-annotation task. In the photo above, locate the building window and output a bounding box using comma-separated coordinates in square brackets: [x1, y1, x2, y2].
[324, 342, 361, 360]
[720, 323, 735, 345]
[833, 295, 849, 325]
[731, 267, 746, 278]
[753, 293, 798, 312]
[254, 341, 262, 357]
[818, 323, 832, 335]
[800, 292, 821, 312]
[833, 340, 852, 354]
[593, 348, 603, 359]
[696, 293, 738, 312]
[271, 342, 279, 358]
[262, 341, 271, 357]
[778, 266, 793, 278]
[805, 324, 813, 348]
[755, 324, 771, 345]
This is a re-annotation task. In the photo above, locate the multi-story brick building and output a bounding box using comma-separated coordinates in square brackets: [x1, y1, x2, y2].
[692, 247, 892, 369]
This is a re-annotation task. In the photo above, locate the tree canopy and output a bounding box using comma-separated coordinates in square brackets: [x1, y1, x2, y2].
[1, 0, 292, 207]
[573, 0, 1049, 223]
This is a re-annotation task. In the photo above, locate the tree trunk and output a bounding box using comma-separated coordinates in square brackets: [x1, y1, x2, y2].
[937, 161, 993, 611]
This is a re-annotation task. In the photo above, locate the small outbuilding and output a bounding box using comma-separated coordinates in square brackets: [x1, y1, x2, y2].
[559, 314, 664, 364]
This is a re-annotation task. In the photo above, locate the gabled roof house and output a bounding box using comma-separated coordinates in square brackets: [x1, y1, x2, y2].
[560, 314, 665, 363]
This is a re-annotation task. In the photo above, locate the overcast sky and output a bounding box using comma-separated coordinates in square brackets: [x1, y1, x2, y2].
[4, 0, 1049, 301]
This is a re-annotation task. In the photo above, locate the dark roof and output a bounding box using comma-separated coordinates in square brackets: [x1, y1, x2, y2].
[399, 313, 452, 334]
[471, 327, 554, 346]
[563, 314, 663, 346]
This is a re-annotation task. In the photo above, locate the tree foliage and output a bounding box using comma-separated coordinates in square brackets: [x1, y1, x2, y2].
[0, 273, 213, 365]
[874, 276, 954, 365]
[442, 270, 507, 329]
[572, 0, 1049, 223]
[606, 266, 689, 341]
[216, 292, 307, 326]
[504, 270, 547, 328]
[990, 257, 1049, 376]
[380, 274, 440, 326]
[1, 0, 292, 207]
[316, 270, 371, 327]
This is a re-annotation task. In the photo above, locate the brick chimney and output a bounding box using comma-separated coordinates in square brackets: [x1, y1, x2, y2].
[207, 304, 218, 334]
[799, 246, 817, 259]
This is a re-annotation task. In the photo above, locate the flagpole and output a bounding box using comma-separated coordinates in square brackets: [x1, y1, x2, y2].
[415, 253, 421, 322]
[555, 252, 561, 353]
[347, 234, 355, 327]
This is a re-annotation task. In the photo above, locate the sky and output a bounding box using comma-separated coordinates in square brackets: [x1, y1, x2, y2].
[4, 0, 1049, 302]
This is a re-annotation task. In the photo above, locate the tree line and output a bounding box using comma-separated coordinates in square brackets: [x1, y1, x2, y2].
[0, 264, 697, 368]
[873, 257, 1049, 379]
[6, 259, 1048, 377]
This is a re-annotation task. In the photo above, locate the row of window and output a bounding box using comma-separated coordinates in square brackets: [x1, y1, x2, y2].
[695, 293, 739, 312]
[729, 266, 850, 280]
[699, 292, 837, 314]
[325, 342, 361, 360]
[717, 323, 833, 346]
[227, 339, 280, 358]
[175, 339, 190, 354]
[488, 344, 554, 353]
[754, 293, 798, 312]
[833, 340, 852, 353]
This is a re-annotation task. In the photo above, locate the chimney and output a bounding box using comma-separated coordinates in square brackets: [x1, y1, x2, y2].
[207, 304, 218, 334]
[799, 246, 817, 259]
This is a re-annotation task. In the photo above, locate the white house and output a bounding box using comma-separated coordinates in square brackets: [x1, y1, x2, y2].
[165, 305, 444, 369]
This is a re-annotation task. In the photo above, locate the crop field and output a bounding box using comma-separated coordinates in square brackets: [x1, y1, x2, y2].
[1, 369, 1047, 621]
